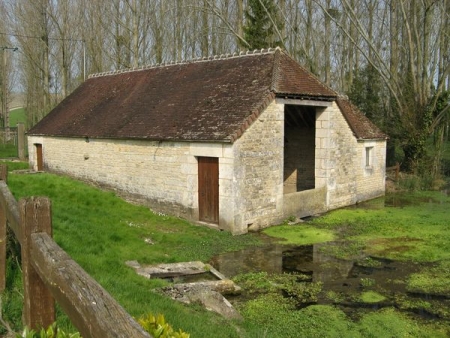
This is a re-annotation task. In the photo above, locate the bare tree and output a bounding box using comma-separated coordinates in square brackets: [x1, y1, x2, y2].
[7, 0, 53, 125]
[2, 0, 448, 178]
[0, 4, 18, 131]
[319, 0, 450, 172]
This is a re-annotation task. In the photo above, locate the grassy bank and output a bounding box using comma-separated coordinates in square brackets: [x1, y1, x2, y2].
[1, 162, 449, 337]
[4, 167, 260, 337]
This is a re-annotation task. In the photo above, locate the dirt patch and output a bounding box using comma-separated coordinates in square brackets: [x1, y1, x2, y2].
[368, 237, 423, 256]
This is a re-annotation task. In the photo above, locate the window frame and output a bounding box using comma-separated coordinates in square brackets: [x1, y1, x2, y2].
[365, 146, 374, 168]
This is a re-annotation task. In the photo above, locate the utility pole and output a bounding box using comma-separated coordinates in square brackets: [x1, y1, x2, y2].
[0, 46, 18, 142]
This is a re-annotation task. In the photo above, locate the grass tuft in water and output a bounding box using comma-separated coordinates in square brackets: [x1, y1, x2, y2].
[406, 260, 450, 296]
[262, 224, 335, 245]
[360, 291, 386, 303]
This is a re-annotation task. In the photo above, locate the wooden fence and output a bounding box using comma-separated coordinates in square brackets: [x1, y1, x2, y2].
[0, 165, 151, 338]
[386, 162, 400, 181]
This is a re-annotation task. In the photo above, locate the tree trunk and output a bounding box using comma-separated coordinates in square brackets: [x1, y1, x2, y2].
[324, 0, 331, 85]
[237, 0, 244, 50]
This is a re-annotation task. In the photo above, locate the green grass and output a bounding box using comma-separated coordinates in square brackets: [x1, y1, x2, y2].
[239, 297, 446, 338]
[5, 170, 261, 337]
[0, 108, 28, 159]
[2, 164, 449, 337]
[0, 160, 29, 171]
[308, 192, 450, 262]
[360, 291, 386, 303]
[0, 144, 18, 158]
[9, 108, 27, 127]
[406, 260, 450, 296]
[262, 224, 335, 245]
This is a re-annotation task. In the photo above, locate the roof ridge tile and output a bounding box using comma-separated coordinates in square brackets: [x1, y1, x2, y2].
[87, 47, 282, 79]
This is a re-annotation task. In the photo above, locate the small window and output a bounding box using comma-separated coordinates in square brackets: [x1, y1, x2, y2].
[365, 147, 373, 167]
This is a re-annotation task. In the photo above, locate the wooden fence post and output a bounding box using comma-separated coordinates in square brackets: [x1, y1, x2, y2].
[20, 197, 55, 330]
[0, 164, 7, 292]
[17, 123, 26, 161]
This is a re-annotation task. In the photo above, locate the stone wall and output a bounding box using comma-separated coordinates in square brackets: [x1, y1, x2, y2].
[355, 139, 386, 201]
[27, 100, 386, 235]
[28, 137, 196, 217]
[231, 101, 284, 233]
[28, 136, 238, 228]
[324, 103, 359, 208]
[320, 102, 386, 210]
[27, 101, 286, 235]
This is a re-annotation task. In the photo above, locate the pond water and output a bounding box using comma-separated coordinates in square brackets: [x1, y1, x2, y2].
[209, 191, 450, 322]
[209, 241, 449, 320]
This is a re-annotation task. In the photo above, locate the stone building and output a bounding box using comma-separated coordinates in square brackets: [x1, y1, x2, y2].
[27, 48, 387, 234]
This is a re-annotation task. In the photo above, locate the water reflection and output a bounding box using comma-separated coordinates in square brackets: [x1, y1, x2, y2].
[210, 242, 449, 320]
[210, 242, 360, 284]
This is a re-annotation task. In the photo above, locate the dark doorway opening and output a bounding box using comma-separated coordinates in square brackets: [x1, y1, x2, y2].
[283, 105, 316, 194]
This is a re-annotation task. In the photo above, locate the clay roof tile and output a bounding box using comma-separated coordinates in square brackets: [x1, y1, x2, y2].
[29, 49, 380, 143]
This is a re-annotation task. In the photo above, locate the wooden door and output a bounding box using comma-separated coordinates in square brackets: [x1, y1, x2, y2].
[198, 157, 219, 224]
[35, 144, 43, 171]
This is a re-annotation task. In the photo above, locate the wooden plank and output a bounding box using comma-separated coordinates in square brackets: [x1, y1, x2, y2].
[0, 210, 5, 292]
[136, 261, 209, 278]
[30, 233, 151, 338]
[0, 165, 6, 291]
[36, 144, 43, 171]
[198, 157, 219, 224]
[276, 98, 333, 107]
[20, 197, 55, 330]
[17, 123, 26, 160]
[0, 181, 21, 243]
[0, 164, 7, 182]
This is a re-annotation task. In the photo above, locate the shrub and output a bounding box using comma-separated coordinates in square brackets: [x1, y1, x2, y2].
[138, 313, 190, 338]
[16, 313, 190, 338]
[16, 324, 80, 338]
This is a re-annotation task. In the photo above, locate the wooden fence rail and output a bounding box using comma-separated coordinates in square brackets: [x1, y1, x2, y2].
[386, 162, 400, 181]
[0, 165, 151, 338]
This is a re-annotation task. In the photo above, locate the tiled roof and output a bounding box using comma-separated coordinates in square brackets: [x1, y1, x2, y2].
[28, 48, 381, 142]
[336, 98, 387, 140]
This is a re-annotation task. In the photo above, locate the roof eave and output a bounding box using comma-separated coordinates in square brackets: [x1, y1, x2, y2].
[26, 133, 234, 144]
[275, 93, 336, 101]
[356, 136, 389, 141]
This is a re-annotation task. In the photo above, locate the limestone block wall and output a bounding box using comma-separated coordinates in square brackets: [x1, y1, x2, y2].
[232, 101, 284, 233]
[27, 136, 196, 217]
[321, 102, 386, 210]
[315, 106, 333, 193]
[326, 102, 359, 209]
[30, 136, 237, 223]
[355, 139, 386, 201]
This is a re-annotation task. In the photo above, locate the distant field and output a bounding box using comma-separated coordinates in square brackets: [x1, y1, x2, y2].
[9, 107, 27, 127]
